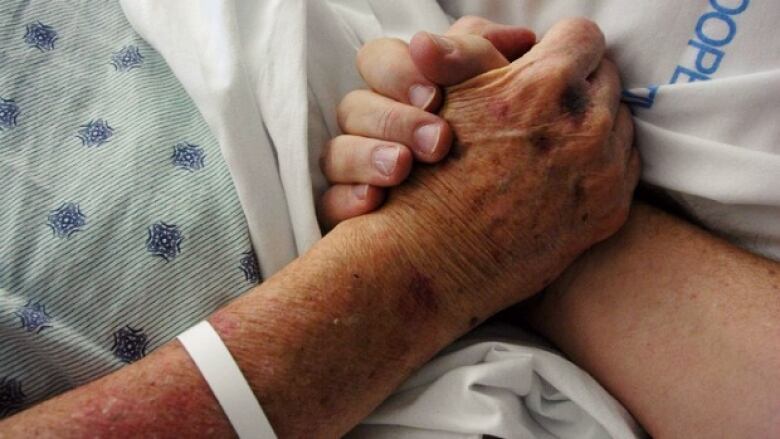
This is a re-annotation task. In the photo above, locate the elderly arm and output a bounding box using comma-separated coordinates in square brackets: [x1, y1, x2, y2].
[1, 214, 494, 438]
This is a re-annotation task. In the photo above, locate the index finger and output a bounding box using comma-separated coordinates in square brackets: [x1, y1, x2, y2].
[357, 38, 443, 111]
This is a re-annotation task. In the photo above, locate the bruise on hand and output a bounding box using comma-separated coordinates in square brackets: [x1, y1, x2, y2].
[398, 270, 439, 318]
[560, 83, 590, 117]
[529, 129, 553, 153]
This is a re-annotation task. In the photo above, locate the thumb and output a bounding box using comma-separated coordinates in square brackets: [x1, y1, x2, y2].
[409, 20, 535, 86]
[409, 32, 509, 86]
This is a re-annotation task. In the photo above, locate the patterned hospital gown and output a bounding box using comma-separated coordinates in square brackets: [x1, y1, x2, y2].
[0, 0, 261, 417]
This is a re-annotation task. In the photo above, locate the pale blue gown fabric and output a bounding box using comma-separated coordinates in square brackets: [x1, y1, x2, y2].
[0, 0, 259, 417]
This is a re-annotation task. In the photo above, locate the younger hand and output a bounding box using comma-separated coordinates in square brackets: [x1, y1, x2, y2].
[318, 17, 536, 229]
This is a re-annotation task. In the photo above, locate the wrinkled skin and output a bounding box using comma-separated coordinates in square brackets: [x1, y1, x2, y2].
[372, 19, 640, 315]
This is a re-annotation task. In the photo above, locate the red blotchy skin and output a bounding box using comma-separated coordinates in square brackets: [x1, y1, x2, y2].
[488, 100, 510, 120]
[210, 311, 241, 338]
[67, 345, 233, 439]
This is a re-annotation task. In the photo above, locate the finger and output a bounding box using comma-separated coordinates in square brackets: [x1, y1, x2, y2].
[589, 59, 622, 119]
[409, 31, 511, 86]
[357, 38, 443, 111]
[612, 104, 635, 152]
[604, 104, 636, 175]
[626, 146, 642, 189]
[338, 89, 452, 163]
[617, 104, 641, 187]
[447, 15, 537, 61]
[602, 104, 634, 164]
[318, 184, 386, 230]
[521, 17, 606, 79]
[321, 135, 414, 186]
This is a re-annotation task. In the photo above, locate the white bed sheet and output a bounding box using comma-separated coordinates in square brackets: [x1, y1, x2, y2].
[121, 0, 780, 437]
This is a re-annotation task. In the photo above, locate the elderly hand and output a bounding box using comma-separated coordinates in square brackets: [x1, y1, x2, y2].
[336, 17, 640, 317]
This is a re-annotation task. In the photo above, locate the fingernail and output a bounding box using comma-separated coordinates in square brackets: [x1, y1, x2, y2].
[428, 33, 455, 54]
[372, 145, 400, 177]
[409, 84, 436, 109]
[353, 184, 369, 200]
[414, 123, 441, 156]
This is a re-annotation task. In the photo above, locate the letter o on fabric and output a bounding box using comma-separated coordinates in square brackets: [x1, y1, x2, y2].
[709, 0, 750, 15]
[696, 11, 737, 47]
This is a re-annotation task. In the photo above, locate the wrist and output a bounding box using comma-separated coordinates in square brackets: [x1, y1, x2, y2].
[208, 215, 469, 437]
[373, 171, 552, 322]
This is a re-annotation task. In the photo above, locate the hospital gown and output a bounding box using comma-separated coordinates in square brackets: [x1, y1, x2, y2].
[0, 0, 258, 417]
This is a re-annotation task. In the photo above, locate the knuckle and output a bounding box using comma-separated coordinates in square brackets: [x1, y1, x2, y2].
[626, 150, 643, 184]
[600, 58, 618, 77]
[607, 62, 624, 91]
[562, 17, 605, 45]
[356, 43, 370, 70]
[320, 137, 333, 160]
[537, 55, 576, 83]
[618, 103, 633, 124]
[586, 176, 632, 238]
[336, 90, 362, 130]
[597, 207, 629, 240]
[595, 59, 621, 88]
[612, 201, 632, 229]
[319, 138, 337, 175]
[588, 107, 614, 138]
[624, 121, 636, 146]
[614, 106, 635, 143]
[357, 38, 405, 71]
[376, 105, 402, 140]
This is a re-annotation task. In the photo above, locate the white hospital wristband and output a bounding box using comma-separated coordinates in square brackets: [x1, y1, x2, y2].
[178, 321, 277, 439]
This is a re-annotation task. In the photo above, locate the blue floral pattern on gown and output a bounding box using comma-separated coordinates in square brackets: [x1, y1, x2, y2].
[111, 326, 149, 363]
[146, 222, 184, 261]
[15, 301, 52, 334]
[111, 45, 144, 72]
[171, 142, 206, 172]
[239, 250, 261, 284]
[23, 21, 57, 51]
[0, 0, 262, 418]
[76, 119, 114, 147]
[46, 202, 87, 238]
[0, 98, 20, 130]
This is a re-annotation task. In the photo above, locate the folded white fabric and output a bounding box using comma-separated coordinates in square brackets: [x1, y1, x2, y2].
[351, 324, 643, 439]
[120, 0, 780, 438]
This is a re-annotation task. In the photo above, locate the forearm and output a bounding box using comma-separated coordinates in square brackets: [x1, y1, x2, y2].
[525, 203, 780, 438]
[0, 214, 484, 438]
